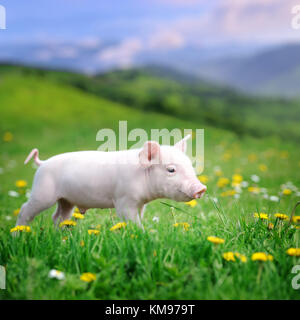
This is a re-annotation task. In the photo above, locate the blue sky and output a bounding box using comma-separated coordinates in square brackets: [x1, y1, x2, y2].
[1, 0, 298, 45]
[0, 0, 299, 71]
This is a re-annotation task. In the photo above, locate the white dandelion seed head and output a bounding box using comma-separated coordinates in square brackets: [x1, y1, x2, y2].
[8, 190, 19, 197]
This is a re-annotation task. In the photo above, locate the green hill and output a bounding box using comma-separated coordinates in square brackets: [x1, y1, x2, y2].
[1, 64, 300, 142]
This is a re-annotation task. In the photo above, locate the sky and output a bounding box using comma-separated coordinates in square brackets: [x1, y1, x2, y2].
[0, 0, 299, 71]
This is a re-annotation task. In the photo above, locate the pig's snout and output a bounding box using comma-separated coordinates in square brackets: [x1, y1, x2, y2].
[192, 184, 207, 199]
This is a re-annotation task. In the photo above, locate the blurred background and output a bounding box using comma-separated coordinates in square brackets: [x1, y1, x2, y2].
[0, 0, 300, 149]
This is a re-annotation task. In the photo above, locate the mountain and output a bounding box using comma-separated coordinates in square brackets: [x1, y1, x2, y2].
[196, 44, 300, 98]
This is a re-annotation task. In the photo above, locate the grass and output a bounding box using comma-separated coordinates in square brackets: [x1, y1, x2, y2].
[0, 72, 300, 299]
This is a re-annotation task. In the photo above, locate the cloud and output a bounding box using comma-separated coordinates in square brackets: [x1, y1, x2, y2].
[148, 30, 185, 50]
[97, 38, 142, 67]
[168, 0, 300, 45]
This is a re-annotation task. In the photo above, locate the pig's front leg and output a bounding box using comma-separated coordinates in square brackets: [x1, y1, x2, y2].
[114, 199, 144, 231]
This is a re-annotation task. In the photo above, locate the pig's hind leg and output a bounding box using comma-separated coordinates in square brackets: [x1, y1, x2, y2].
[52, 199, 74, 225]
[54, 198, 74, 223]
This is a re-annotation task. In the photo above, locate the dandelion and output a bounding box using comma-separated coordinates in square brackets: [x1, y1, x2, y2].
[185, 199, 197, 208]
[62, 236, 68, 242]
[251, 252, 273, 261]
[274, 213, 289, 220]
[214, 168, 223, 177]
[248, 186, 260, 194]
[48, 269, 65, 280]
[3, 131, 13, 142]
[80, 272, 96, 283]
[248, 153, 257, 162]
[292, 216, 300, 223]
[254, 213, 269, 220]
[223, 252, 235, 262]
[10, 225, 31, 233]
[207, 236, 225, 245]
[74, 207, 81, 213]
[59, 220, 76, 228]
[235, 252, 247, 263]
[286, 248, 300, 257]
[221, 190, 236, 197]
[88, 229, 100, 235]
[222, 153, 232, 161]
[217, 177, 230, 188]
[198, 175, 209, 184]
[110, 222, 127, 231]
[232, 174, 243, 183]
[72, 213, 84, 220]
[13, 208, 20, 216]
[15, 180, 27, 188]
[259, 164, 268, 172]
[80, 240, 85, 247]
[173, 222, 190, 231]
[282, 188, 292, 196]
[223, 252, 247, 262]
[268, 223, 274, 230]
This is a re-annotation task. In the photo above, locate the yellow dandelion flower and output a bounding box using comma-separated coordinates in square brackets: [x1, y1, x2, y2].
[62, 236, 68, 241]
[235, 252, 247, 263]
[258, 164, 268, 172]
[110, 222, 127, 231]
[3, 131, 13, 142]
[268, 223, 274, 230]
[185, 199, 197, 208]
[221, 189, 236, 197]
[214, 169, 223, 177]
[88, 229, 100, 235]
[248, 186, 260, 194]
[280, 151, 289, 159]
[10, 225, 31, 233]
[217, 177, 230, 188]
[223, 252, 235, 261]
[72, 213, 84, 220]
[282, 188, 292, 195]
[274, 213, 289, 220]
[251, 252, 273, 262]
[80, 240, 85, 247]
[248, 153, 257, 162]
[13, 208, 20, 216]
[232, 174, 243, 183]
[254, 213, 269, 220]
[198, 175, 209, 184]
[207, 236, 225, 245]
[15, 180, 27, 188]
[173, 222, 190, 231]
[59, 220, 76, 228]
[74, 207, 81, 213]
[222, 153, 232, 161]
[223, 252, 247, 262]
[286, 248, 300, 257]
[80, 272, 96, 283]
[292, 216, 300, 223]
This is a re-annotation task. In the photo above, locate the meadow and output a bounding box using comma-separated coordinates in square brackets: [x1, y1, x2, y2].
[0, 68, 300, 299]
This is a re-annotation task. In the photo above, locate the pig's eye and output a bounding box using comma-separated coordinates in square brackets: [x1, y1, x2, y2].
[167, 166, 176, 173]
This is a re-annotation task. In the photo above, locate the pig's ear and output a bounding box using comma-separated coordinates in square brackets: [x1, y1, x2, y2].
[139, 141, 161, 168]
[175, 134, 191, 153]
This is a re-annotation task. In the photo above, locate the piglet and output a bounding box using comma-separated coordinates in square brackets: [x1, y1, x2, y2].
[16, 135, 206, 229]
